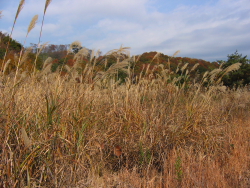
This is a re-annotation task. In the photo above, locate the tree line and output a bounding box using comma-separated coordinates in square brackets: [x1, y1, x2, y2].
[0, 31, 249, 88]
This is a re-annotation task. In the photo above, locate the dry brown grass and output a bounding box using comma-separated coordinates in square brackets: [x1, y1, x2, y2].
[0, 1, 249, 187]
[0, 71, 249, 187]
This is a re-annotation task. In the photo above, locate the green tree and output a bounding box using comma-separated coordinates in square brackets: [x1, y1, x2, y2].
[0, 48, 6, 59]
[221, 50, 250, 87]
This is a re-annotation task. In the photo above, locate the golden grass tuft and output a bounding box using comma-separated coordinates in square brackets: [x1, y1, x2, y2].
[223, 62, 242, 74]
[42, 57, 53, 69]
[44, 0, 52, 13]
[190, 63, 199, 72]
[15, 0, 25, 21]
[181, 62, 189, 72]
[20, 47, 33, 66]
[3, 59, 11, 74]
[172, 50, 180, 57]
[27, 14, 38, 35]
[1, 2, 249, 186]
[1, 69, 249, 187]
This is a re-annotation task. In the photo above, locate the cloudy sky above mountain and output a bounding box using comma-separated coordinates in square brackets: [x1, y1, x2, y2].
[1, 0, 250, 61]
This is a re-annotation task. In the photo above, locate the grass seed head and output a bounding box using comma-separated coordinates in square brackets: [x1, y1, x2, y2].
[27, 15, 38, 34]
[3, 59, 11, 74]
[15, 0, 25, 21]
[45, 0, 52, 13]
[172, 50, 180, 57]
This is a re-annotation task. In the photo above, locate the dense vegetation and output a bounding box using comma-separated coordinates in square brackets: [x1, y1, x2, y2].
[0, 1, 249, 187]
[1, 31, 250, 88]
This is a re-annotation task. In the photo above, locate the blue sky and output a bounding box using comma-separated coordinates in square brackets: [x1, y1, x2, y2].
[0, 0, 250, 62]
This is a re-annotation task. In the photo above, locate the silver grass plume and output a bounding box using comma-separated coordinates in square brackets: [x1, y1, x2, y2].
[190, 63, 199, 72]
[181, 63, 189, 72]
[20, 47, 33, 66]
[216, 63, 241, 84]
[73, 48, 89, 69]
[172, 50, 180, 57]
[15, 0, 25, 21]
[136, 54, 141, 62]
[42, 57, 53, 69]
[90, 49, 95, 63]
[27, 15, 38, 35]
[37, 42, 49, 56]
[34, 0, 52, 72]
[223, 63, 241, 75]
[1, 0, 25, 69]
[151, 52, 161, 63]
[40, 63, 52, 76]
[74, 47, 89, 60]
[106, 45, 130, 57]
[3, 59, 11, 74]
[44, 0, 52, 14]
[175, 62, 182, 73]
[69, 41, 82, 53]
[209, 68, 222, 82]
[209, 68, 222, 76]
[100, 59, 129, 79]
[203, 71, 209, 78]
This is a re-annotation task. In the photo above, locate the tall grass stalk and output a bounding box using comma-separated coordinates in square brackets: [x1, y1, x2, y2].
[1, 1, 249, 187]
[1, 0, 25, 71]
[12, 15, 38, 96]
[33, 0, 52, 73]
[1, 62, 250, 187]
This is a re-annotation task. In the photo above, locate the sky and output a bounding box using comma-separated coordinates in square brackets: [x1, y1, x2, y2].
[0, 0, 250, 62]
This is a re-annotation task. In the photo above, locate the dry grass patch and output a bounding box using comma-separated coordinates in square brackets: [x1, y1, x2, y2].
[0, 73, 249, 187]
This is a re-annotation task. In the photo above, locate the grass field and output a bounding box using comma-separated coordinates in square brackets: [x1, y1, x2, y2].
[1, 66, 250, 187]
[0, 1, 250, 187]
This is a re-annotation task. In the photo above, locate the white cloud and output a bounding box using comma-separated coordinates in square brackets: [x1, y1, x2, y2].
[1, 0, 250, 61]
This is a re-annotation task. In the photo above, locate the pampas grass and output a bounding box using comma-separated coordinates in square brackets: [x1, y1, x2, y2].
[20, 47, 33, 67]
[223, 62, 242, 75]
[1, 0, 25, 70]
[13, 15, 38, 87]
[215, 63, 242, 84]
[106, 45, 131, 59]
[3, 59, 11, 74]
[181, 62, 189, 72]
[151, 52, 161, 63]
[190, 63, 199, 72]
[44, 0, 52, 13]
[69, 40, 82, 53]
[1, 1, 249, 187]
[15, 0, 25, 21]
[27, 15, 38, 35]
[172, 50, 180, 57]
[42, 57, 53, 69]
[34, 0, 52, 72]
[1, 57, 250, 187]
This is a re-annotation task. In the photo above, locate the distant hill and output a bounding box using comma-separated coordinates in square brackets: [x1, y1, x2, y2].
[0, 31, 219, 78]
